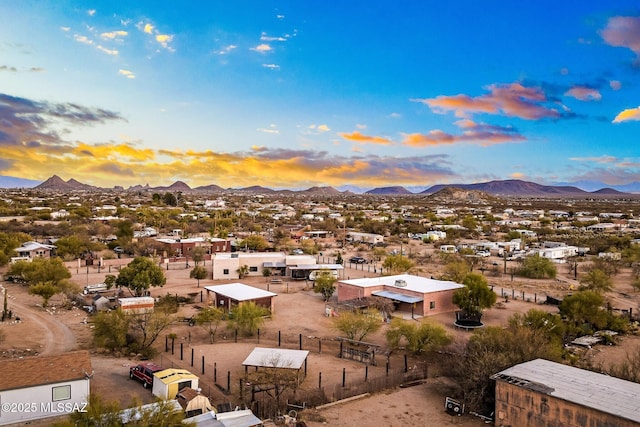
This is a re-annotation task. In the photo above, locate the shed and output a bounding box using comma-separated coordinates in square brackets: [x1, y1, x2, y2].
[492, 358, 640, 427]
[177, 387, 214, 418]
[152, 368, 199, 400]
[188, 409, 263, 427]
[204, 283, 276, 314]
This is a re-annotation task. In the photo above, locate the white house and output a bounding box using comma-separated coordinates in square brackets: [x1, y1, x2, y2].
[12, 241, 56, 261]
[0, 350, 92, 425]
[211, 252, 317, 280]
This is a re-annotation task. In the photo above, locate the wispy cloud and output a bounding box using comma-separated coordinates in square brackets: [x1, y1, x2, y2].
[100, 30, 128, 40]
[338, 131, 393, 145]
[137, 21, 174, 51]
[118, 69, 135, 79]
[569, 155, 618, 164]
[613, 106, 640, 123]
[0, 65, 17, 72]
[96, 45, 119, 55]
[215, 45, 237, 55]
[257, 124, 279, 134]
[412, 82, 564, 120]
[87, 9, 96, 17]
[262, 63, 280, 70]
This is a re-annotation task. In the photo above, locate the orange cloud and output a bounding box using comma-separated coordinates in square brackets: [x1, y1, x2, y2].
[338, 131, 393, 145]
[613, 106, 640, 123]
[413, 82, 562, 120]
[403, 120, 525, 147]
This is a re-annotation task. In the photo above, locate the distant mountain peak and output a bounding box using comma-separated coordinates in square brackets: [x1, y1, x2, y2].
[365, 186, 412, 195]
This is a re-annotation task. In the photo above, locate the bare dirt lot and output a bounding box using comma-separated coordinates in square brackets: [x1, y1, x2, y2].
[1, 253, 640, 426]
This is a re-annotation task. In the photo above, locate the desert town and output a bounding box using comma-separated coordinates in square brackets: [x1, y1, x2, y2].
[1, 185, 640, 426]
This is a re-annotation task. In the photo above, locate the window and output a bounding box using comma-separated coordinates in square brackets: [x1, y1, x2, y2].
[52, 385, 71, 401]
[429, 301, 436, 310]
[223, 269, 229, 275]
[249, 266, 258, 272]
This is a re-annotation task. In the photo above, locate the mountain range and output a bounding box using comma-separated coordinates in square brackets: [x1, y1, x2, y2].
[0, 174, 638, 197]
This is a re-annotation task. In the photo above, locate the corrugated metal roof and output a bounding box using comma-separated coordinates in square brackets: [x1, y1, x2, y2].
[493, 359, 640, 423]
[371, 290, 423, 303]
[154, 368, 199, 385]
[242, 347, 309, 370]
[204, 283, 277, 301]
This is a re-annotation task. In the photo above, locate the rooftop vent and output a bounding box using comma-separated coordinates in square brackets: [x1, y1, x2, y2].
[394, 279, 407, 287]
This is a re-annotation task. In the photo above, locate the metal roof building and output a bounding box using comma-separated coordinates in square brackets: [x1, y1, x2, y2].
[492, 358, 640, 427]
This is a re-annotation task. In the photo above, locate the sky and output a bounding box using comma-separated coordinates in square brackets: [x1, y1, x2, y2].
[1, 1, 639, 191]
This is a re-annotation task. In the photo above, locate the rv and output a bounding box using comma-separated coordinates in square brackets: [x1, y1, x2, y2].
[83, 283, 109, 294]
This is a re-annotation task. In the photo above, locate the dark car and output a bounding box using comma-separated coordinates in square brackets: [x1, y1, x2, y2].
[349, 256, 367, 264]
[129, 362, 162, 389]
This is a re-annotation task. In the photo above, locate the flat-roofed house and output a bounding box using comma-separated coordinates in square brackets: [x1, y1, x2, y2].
[337, 274, 464, 318]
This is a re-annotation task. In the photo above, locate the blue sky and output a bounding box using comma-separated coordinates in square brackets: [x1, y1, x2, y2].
[1, 1, 639, 190]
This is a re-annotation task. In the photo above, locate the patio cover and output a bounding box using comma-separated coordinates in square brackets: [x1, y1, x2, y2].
[372, 290, 423, 304]
[242, 347, 309, 370]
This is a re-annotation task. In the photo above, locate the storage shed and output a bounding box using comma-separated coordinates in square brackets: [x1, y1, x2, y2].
[177, 387, 214, 418]
[152, 368, 199, 400]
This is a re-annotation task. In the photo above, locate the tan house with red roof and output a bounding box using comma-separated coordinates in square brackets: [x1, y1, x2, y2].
[0, 350, 92, 425]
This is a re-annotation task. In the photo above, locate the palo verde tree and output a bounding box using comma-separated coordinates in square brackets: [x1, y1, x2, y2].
[227, 301, 269, 336]
[580, 268, 613, 294]
[452, 273, 497, 318]
[382, 254, 415, 274]
[517, 254, 557, 279]
[333, 308, 382, 341]
[115, 256, 166, 296]
[0, 231, 30, 266]
[194, 306, 225, 343]
[386, 318, 451, 356]
[313, 269, 337, 301]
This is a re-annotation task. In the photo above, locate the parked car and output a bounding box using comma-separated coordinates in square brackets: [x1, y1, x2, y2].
[129, 362, 162, 389]
[349, 256, 367, 264]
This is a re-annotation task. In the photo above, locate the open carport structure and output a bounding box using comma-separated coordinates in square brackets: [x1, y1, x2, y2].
[204, 283, 277, 313]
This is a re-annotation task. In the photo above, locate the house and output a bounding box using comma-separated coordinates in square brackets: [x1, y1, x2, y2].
[211, 252, 317, 280]
[492, 359, 640, 427]
[336, 274, 464, 318]
[155, 236, 231, 259]
[346, 232, 384, 245]
[152, 369, 199, 400]
[0, 350, 92, 425]
[204, 283, 276, 314]
[12, 241, 56, 261]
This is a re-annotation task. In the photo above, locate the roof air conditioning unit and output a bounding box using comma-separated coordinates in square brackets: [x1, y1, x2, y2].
[231, 253, 239, 258]
[394, 279, 407, 287]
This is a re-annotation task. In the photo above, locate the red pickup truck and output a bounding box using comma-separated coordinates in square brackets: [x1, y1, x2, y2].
[129, 362, 162, 389]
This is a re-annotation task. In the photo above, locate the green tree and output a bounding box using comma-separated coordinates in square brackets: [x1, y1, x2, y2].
[115, 220, 134, 246]
[54, 234, 97, 260]
[580, 268, 613, 293]
[382, 254, 415, 274]
[452, 273, 497, 317]
[508, 308, 565, 345]
[559, 290, 607, 333]
[8, 258, 76, 307]
[194, 306, 225, 343]
[385, 318, 451, 355]
[191, 246, 206, 265]
[0, 231, 30, 266]
[240, 235, 270, 251]
[162, 192, 178, 206]
[28, 281, 58, 308]
[313, 270, 337, 301]
[333, 308, 381, 341]
[228, 301, 269, 336]
[116, 256, 166, 296]
[127, 305, 177, 357]
[92, 309, 129, 351]
[518, 254, 557, 279]
[190, 265, 207, 287]
[335, 252, 344, 265]
[443, 259, 470, 283]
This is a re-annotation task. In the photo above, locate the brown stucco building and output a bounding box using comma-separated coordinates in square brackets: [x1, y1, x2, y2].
[492, 358, 640, 427]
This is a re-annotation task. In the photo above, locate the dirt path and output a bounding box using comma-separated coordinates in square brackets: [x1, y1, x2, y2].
[5, 300, 78, 354]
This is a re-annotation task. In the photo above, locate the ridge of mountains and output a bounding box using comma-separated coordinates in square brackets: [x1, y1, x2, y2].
[0, 174, 638, 197]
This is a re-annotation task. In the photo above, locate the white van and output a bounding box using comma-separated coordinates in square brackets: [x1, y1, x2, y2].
[308, 270, 338, 281]
[83, 283, 109, 294]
